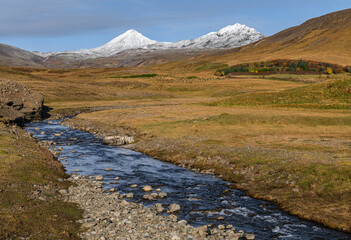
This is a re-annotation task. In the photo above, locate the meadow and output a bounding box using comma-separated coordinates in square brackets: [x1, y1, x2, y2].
[1, 64, 350, 232]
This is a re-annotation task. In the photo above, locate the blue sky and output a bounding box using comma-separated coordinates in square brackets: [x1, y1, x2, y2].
[0, 0, 350, 52]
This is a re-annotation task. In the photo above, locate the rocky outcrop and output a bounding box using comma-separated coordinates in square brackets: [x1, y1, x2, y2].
[0, 79, 44, 124]
[103, 135, 135, 146]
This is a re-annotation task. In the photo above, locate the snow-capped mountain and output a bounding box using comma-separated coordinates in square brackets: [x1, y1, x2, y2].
[171, 23, 264, 49]
[39, 23, 264, 59]
[72, 29, 158, 58]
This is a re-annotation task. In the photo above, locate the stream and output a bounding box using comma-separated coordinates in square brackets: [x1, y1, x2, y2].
[25, 119, 351, 240]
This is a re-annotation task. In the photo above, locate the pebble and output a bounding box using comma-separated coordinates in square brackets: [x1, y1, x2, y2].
[168, 203, 181, 213]
[150, 193, 159, 198]
[158, 192, 168, 198]
[105, 168, 111, 171]
[95, 175, 103, 181]
[64, 175, 253, 240]
[130, 184, 138, 188]
[142, 185, 153, 192]
[142, 194, 154, 201]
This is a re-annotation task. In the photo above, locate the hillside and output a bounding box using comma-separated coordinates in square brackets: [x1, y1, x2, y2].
[188, 8, 351, 68]
[0, 43, 44, 67]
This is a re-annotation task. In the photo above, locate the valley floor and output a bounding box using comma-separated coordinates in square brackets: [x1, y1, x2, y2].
[1, 66, 351, 233]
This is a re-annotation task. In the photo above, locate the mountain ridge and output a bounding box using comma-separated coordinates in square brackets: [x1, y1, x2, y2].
[189, 8, 351, 67]
[38, 23, 264, 59]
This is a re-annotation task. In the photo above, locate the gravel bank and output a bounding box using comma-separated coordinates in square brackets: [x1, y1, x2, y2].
[64, 174, 255, 240]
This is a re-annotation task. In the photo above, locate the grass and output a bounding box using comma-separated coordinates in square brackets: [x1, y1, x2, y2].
[195, 62, 229, 71]
[112, 74, 157, 78]
[2, 66, 351, 232]
[0, 123, 83, 239]
[209, 76, 351, 109]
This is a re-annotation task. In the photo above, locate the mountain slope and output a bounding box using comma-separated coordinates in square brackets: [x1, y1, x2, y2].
[72, 29, 158, 58]
[171, 23, 264, 49]
[195, 8, 351, 66]
[0, 43, 44, 67]
[42, 23, 264, 61]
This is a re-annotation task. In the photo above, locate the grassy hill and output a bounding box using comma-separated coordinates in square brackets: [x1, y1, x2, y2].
[158, 8, 351, 75]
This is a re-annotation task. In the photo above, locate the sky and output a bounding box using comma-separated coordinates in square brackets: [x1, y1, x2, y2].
[0, 0, 350, 52]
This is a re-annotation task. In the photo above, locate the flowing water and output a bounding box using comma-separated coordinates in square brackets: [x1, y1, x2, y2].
[25, 120, 351, 240]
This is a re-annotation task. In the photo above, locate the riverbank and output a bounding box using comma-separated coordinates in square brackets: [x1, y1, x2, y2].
[62, 105, 351, 233]
[0, 122, 83, 239]
[65, 174, 254, 240]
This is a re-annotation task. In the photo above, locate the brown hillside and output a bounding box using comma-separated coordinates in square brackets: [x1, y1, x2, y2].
[193, 8, 351, 67]
[0, 43, 44, 67]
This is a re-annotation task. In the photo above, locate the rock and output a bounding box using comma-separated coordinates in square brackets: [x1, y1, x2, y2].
[114, 177, 119, 180]
[0, 79, 44, 124]
[65, 174, 248, 240]
[211, 228, 220, 235]
[168, 214, 178, 222]
[103, 135, 135, 146]
[95, 175, 103, 181]
[158, 192, 168, 198]
[130, 184, 138, 188]
[142, 194, 154, 201]
[168, 203, 181, 213]
[155, 188, 161, 192]
[109, 188, 115, 192]
[245, 233, 255, 240]
[54, 133, 61, 137]
[57, 147, 63, 151]
[197, 225, 208, 232]
[178, 220, 187, 225]
[126, 193, 134, 199]
[226, 225, 234, 229]
[40, 132, 45, 135]
[218, 225, 225, 230]
[171, 235, 181, 240]
[142, 185, 153, 192]
[151, 203, 164, 213]
[58, 189, 68, 195]
[150, 193, 159, 198]
[105, 168, 111, 171]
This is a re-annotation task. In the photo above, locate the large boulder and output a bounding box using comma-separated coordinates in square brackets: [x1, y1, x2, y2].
[0, 79, 44, 124]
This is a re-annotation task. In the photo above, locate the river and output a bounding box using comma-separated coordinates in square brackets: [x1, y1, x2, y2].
[25, 119, 351, 240]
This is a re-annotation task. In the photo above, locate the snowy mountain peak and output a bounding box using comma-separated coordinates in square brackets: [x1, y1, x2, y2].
[107, 29, 155, 44]
[170, 23, 264, 49]
[72, 29, 157, 57]
[40, 24, 265, 59]
[217, 23, 256, 35]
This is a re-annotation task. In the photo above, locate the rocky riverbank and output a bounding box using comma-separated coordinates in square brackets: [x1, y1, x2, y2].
[61, 115, 351, 234]
[63, 174, 255, 240]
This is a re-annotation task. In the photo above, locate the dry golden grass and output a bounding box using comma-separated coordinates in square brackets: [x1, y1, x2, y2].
[2, 64, 351, 232]
[70, 104, 351, 232]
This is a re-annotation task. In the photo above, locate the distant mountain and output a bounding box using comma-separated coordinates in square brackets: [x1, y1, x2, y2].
[0, 43, 44, 67]
[197, 8, 351, 66]
[39, 23, 264, 60]
[71, 29, 158, 58]
[169, 23, 264, 49]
